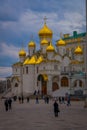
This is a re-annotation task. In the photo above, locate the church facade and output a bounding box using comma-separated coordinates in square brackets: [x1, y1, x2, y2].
[10, 21, 86, 97]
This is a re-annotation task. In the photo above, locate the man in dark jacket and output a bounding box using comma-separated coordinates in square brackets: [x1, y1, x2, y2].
[4, 98, 8, 111]
[53, 101, 60, 117]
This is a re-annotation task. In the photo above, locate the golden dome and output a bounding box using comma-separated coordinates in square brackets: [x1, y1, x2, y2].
[28, 41, 36, 47]
[36, 56, 44, 64]
[23, 58, 29, 65]
[28, 56, 36, 64]
[19, 49, 26, 57]
[38, 23, 53, 38]
[56, 39, 66, 46]
[74, 46, 83, 54]
[46, 43, 55, 52]
[41, 38, 48, 45]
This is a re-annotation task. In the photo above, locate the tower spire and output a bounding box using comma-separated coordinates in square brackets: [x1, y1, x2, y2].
[44, 16, 47, 24]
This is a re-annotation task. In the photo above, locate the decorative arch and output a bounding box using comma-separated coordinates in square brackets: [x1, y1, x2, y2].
[74, 80, 83, 87]
[52, 75, 59, 82]
[11, 76, 20, 82]
[37, 74, 48, 81]
[37, 74, 48, 95]
[52, 82, 59, 91]
[61, 76, 69, 87]
[15, 83, 18, 87]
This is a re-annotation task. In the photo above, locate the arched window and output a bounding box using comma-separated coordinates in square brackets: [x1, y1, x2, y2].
[15, 83, 18, 87]
[74, 80, 83, 87]
[61, 77, 69, 87]
[79, 80, 82, 87]
[52, 82, 59, 91]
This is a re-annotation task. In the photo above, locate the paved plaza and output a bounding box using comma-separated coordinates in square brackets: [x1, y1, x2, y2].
[0, 99, 87, 130]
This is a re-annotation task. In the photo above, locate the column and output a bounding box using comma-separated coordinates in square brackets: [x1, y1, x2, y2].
[47, 75, 52, 95]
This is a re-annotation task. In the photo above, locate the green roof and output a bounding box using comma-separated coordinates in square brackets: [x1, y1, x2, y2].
[63, 31, 86, 40]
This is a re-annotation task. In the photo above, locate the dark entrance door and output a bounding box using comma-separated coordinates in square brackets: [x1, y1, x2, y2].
[52, 82, 59, 91]
[42, 81, 47, 95]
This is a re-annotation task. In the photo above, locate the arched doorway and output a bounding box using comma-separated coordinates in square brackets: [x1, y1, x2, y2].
[52, 82, 59, 91]
[74, 80, 83, 87]
[61, 77, 69, 87]
[37, 74, 48, 95]
[15, 83, 18, 87]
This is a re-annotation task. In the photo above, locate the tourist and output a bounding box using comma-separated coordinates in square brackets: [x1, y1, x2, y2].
[67, 94, 71, 106]
[18, 96, 21, 103]
[8, 97, 12, 110]
[59, 96, 62, 104]
[27, 96, 30, 103]
[36, 96, 39, 104]
[53, 100, 60, 117]
[62, 96, 65, 104]
[21, 96, 24, 103]
[4, 98, 8, 111]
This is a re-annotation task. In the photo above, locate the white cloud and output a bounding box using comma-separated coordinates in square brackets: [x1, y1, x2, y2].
[1, 9, 85, 40]
[0, 66, 12, 78]
[1, 42, 20, 58]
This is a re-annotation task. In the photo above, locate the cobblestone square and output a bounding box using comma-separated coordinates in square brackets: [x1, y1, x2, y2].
[0, 99, 87, 130]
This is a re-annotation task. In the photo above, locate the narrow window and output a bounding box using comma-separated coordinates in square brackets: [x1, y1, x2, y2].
[37, 67, 38, 73]
[26, 67, 28, 74]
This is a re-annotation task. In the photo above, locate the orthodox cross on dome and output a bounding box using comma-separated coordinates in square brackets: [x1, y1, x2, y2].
[44, 16, 47, 24]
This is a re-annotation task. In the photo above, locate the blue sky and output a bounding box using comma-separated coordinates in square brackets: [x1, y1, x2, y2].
[0, 0, 86, 80]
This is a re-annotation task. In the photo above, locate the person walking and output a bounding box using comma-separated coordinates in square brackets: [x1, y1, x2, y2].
[27, 96, 30, 103]
[67, 94, 71, 106]
[8, 97, 12, 110]
[36, 96, 39, 104]
[53, 100, 60, 117]
[4, 98, 8, 111]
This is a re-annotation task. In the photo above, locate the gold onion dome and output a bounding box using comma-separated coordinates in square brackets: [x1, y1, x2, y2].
[38, 23, 53, 38]
[28, 41, 36, 47]
[74, 46, 83, 54]
[56, 39, 66, 46]
[36, 56, 44, 64]
[19, 49, 26, 57]
[23, 58, 29, 65]
[46, 43, 55, 52]
[28, 56, 36, 64]
[41, 38, 48, 45]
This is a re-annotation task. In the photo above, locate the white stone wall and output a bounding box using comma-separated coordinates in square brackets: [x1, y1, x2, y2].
[59, 46, 66, 56]
[54, 54, 62, 62]
[11, 79, 21, 96]
[23, 65, 35, 95]
[42, 44, 48, 54]
[29, 47, 35, 56]
[12, 66, 21, 75]
[47, 52, 54, 60]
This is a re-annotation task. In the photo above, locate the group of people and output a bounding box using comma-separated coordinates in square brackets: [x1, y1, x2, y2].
[4, 97, 12, 111]
[55, 95, 71, 106]
[3, 94, 71, 118]
[53, 94, 71, 117]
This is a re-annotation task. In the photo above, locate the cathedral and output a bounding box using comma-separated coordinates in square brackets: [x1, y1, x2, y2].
[10, 20, 86, 97]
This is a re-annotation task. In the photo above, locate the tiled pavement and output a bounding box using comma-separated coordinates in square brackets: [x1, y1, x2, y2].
[0, 99, 87, 130]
